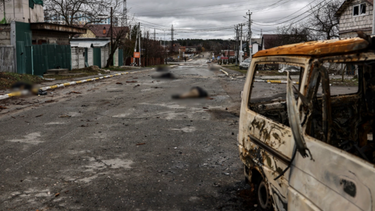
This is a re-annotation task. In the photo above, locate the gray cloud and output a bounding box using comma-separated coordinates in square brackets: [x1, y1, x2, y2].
[126, 0, 319, 39]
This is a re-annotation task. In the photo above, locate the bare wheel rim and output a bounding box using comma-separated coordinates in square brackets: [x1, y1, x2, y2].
[258, 181, 271, 209]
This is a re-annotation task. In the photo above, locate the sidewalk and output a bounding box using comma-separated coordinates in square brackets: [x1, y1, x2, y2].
[0, 67, 154, 100]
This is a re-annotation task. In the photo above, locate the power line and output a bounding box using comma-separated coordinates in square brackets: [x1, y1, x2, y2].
[253, 0, 332, 26]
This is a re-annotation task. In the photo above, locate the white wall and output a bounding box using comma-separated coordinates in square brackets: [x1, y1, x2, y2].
[101, 46, 109, 68]
[71, 47, 85, 69]
[114, 49, 119, 66]
[88, 48, 94, 66]
[2, 0, 44, 23]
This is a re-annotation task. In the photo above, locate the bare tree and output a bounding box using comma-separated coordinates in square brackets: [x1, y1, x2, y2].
[307, 0, 341, 40]
[105, 25, 128, 68]
[275, 24, 311, 45]
[44, 0, 122, 26]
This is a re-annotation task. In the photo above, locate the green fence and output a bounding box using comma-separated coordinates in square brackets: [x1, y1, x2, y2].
[31, 45, 71, 75]
[16, 22, 72, 75]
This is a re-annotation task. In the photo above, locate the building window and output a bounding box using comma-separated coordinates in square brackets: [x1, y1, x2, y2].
[353, 3, 366, 16]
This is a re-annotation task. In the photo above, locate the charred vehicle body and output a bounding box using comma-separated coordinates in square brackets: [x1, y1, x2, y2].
[238, 37, 375, 210]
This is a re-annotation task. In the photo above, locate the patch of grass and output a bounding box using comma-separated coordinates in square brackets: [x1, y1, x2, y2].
[221, 64, 247, 74]
[0, 72, 44, 90]
[106, 66, 133, 71]
[331, 78, 358, 86]
[43, 66, 108, 80]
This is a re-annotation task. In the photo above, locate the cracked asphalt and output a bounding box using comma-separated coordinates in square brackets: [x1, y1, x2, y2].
[0, 57, 257, 211]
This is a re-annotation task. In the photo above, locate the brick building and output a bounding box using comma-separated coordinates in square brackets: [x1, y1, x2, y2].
[335, 0, 374, 38]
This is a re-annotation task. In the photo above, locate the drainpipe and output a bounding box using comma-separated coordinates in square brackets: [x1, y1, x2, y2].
[31, 46, 34, 75]
[373, 3, 375, 34]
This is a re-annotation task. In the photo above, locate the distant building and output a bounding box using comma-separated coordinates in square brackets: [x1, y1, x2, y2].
[0, 0, 44, 23]
[0, 0, 86, 75]
[335, 0, 374, 38]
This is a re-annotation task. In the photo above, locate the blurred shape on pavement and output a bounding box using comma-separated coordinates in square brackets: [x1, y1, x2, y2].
[172, 86, 208, 99]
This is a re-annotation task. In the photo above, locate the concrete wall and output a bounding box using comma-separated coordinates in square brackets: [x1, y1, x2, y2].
[71, 47, 85, 69]
[114, 49, 119, 66]
[0, 46, 15, 73]
[101, 46, 109, 68]
[339, 0, 373, 38]
[0, 25, 11, 45]
[2, 0, 44, 23]
[71, 45, 117, 69]
[88, 48, 94, 66]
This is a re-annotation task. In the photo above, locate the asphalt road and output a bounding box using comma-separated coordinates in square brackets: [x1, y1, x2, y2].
[0, 57, 255, 210]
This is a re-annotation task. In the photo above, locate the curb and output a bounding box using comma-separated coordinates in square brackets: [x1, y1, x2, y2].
[220, 69, 229, 76]
[0, 70, 148, 101]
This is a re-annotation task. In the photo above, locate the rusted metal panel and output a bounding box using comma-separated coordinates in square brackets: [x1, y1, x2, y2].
[239, 52, 375, 210]
[30, 23, 86, 34]
[253, 38, 369, 58]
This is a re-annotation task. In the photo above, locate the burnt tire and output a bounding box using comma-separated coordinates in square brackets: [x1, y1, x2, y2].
[257, 180, 272, 210]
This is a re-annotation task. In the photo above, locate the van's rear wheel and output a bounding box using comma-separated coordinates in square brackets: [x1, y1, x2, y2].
[257, 180, 272, 210]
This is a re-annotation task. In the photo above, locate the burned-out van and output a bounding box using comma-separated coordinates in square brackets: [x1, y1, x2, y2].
[238, 37, 375, 210]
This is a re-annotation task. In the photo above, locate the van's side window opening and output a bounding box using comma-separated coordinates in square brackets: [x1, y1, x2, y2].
[248, 63, 303, 126]
[306, 62, 375, 163]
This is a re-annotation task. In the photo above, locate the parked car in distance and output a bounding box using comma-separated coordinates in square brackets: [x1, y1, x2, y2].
[278, 65, 300, 73]
[239, 58, 251, 70]
[165, 57, 175, 62]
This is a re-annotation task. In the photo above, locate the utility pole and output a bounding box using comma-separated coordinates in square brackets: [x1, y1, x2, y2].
[110, 7, 113, 66]
[154, 28, 156, 40]
[147, 31, 149, 66]
[123, 0, 127, 26]
[139, 22, 141, 66]
[246, 10, 252, 57]
[164, 30, 167, 64]
[239, 23, 245, 63]
[234, 25, 239, 65]
[171, 25, 174, 53]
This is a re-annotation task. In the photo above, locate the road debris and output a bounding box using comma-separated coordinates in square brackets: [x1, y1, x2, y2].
[0, 106, 7, 109]
[136, 143, 146, 146]
[133, 84, 140, 88]
[45, 100, 55, 103]
[116, 82, 123, 85]
[35, 114, 43, 118]
[59, 115, 71, 118]
[152, 72, 176, 79]
[55, 193, 60, 197]
[172, 87, 208, 99]
[126, 81, 137, 83]
[68, 91, 81, 94]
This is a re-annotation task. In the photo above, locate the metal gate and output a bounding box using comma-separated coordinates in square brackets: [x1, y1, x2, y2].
[118, 49, 124, 66]
[31, 45, 71, 75]
[15, 22, 72, 75]
[93, 48, 101, 67]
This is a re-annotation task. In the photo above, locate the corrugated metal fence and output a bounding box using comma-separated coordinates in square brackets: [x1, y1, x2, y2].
[0, 46, 15, 73]
[31, 45, 71, 75]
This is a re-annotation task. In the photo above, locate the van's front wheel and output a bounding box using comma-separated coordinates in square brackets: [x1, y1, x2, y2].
[257, 180, 272, 210]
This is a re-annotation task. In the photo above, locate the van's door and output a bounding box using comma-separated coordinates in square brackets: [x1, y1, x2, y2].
[239, 58, 309, 210]
[287, 61, 375, 211]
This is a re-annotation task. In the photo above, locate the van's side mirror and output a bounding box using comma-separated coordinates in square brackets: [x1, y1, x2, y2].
[286, 72, 311, 158]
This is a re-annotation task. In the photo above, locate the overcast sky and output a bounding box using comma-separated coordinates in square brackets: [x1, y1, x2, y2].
[126, 0, 327, 40]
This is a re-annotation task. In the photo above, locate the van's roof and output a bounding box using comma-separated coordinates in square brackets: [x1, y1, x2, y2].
[253, 38, 369, 58]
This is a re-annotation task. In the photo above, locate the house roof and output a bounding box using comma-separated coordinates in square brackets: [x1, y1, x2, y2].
[253, 37, 369, 58]
[84, 24, 128, 38]
[262, 34, 283, 49]
[335, 0, 373, 17]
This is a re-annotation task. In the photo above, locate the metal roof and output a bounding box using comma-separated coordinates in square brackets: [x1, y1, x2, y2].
[252, 38, 369, 58]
